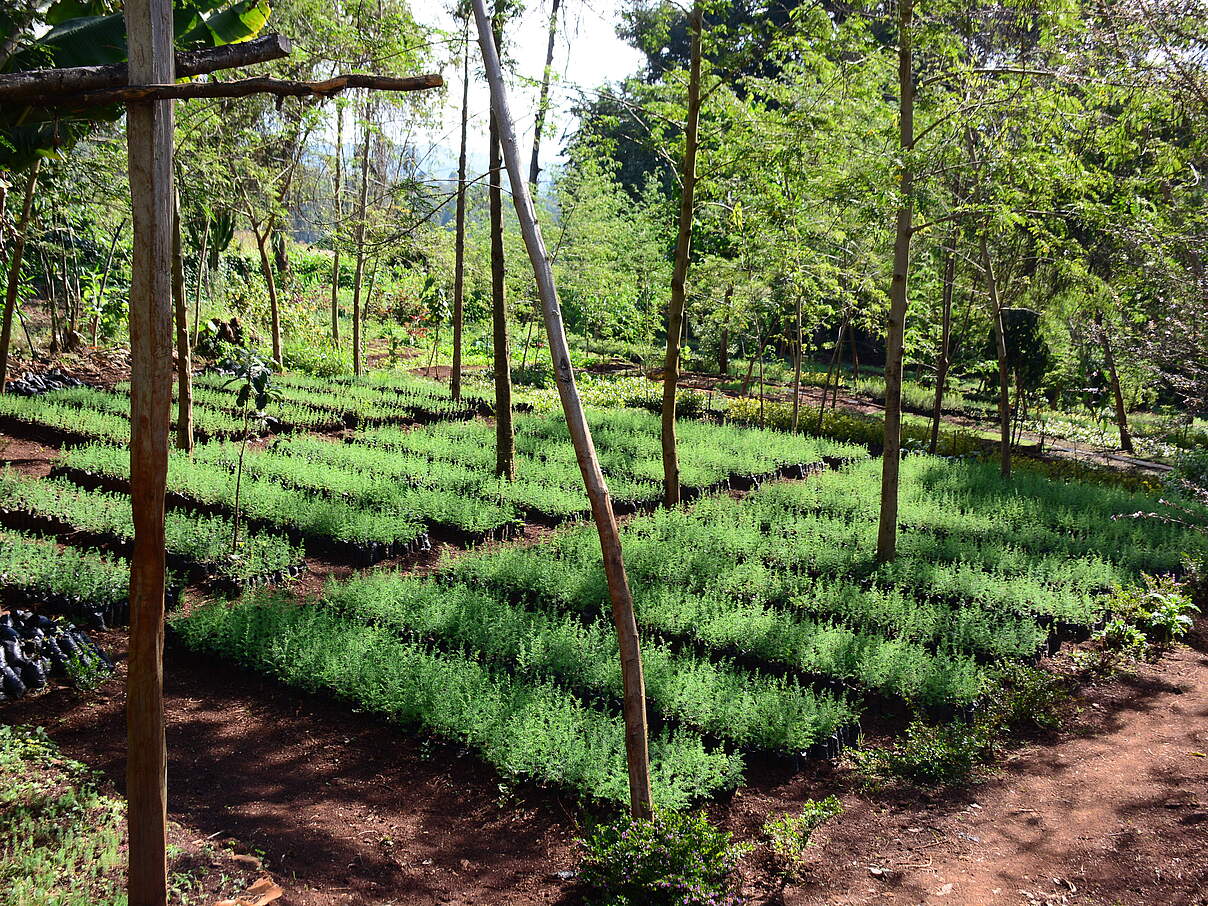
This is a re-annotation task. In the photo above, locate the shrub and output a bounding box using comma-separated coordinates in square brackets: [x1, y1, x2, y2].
[579, 810, 747, 906]
[984, 662, 1066, 733]
[850, 719, 994, 788]
[1111, 575, 1199, 644]
[762, 796, 843, 876]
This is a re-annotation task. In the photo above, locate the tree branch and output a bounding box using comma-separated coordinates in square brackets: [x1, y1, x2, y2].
[0, 33, 294, 102]
[14, 72, 444, 108]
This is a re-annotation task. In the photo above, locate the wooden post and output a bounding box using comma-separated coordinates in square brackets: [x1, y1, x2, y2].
[330, 102, 344, 346]
[875, 0, 914, 563]
[351, 98, 370, 376]
[0, 159, 39, 394]
[488, 6, 515, 480]
[660, 0, 703, 508]
[528, 0, 562, 189]
[471, 0, 654, 820]
[124, 0, 175, 903]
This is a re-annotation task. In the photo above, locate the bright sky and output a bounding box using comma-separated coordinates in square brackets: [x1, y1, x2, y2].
[410, 0, 647, 185]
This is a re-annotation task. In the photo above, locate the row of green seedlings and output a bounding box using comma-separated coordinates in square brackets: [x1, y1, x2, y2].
[0, 527, 158, 628]
[0, 386, 251, 446]
[0, 469, 302, 590]
[769, 455, 1205, 578]
[281, 370, 496, 416]
[194, 371, 484, 428]
[444, 455, 1198, 712]
[119, 380, 346, 434]
[173, 599, 743, 809]
[54, 443, 429, 565]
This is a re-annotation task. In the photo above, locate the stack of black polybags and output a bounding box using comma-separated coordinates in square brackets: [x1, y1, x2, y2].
[0, 610, 111, 702]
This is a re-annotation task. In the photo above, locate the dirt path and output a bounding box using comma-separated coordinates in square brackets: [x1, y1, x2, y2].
[745, 634, 1208, 906]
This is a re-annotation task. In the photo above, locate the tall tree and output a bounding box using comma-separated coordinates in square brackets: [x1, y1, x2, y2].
[875, 0, 915, 563]
[660, 0, 703, 508]
[0, 160, 38, 394]
[528, 0, 562, 189]
[489, 2, 515, 480]
[451, 15, 470, 402]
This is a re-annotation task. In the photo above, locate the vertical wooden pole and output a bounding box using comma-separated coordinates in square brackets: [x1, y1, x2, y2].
[875, 0, 914, 563]
[124, 0, 174, 903]
[661, 0, 703, 508]
[0, 160, 40, 394]
[471, 0, 653, 820]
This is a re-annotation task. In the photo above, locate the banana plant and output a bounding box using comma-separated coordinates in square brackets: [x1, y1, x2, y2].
[1, 0, 271, 171]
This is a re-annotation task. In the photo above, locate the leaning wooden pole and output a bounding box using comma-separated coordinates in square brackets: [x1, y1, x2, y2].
[0, 159, 40, 394]
[124, 0, 175, 902]
[471, 0, 654, 820]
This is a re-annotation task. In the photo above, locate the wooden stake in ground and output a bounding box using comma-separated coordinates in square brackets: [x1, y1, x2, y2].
[470, 0, 654, 820]
[660, 0, 703, 508]
[0, 158, 39, 394]
[487, 5, 515, 480]
[124, 0, 175, 902]
[982, 232, 1012, 478]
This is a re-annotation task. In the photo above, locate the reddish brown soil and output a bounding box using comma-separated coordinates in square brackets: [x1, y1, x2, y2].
[0, 433, 58, 476]
[4, 628, 1205, 906]
[729, 634, 1208, 906]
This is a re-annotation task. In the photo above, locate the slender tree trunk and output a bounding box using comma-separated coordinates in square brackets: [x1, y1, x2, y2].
[1099, 319, 1134, 453]
[528, 0, 562, 190]
[251, 225, 281, 368]
[171, 195, 193, 451]
[124, 0, 175, 900]
[0, 160, 40, 394]
[351, 99, 371, 377]
[660, 0, 703, 508]
[451, 19, 471, 401]
[875, 0, 914, 564]
[929, 228, 959, 454]
[818, 321, 843, 428]
[740, 330, 759, 396]
[330, 102, 344, 345]
[191, 214, 209, 348]
[44, 250, 62, 351]
[489, 9, 515, 480]
[718, 306, 729, 375]
[849, 324, 860, 382]
[981, 233, 1012, 479]
[472, 0, 653, 820]
[91, 218, 126, 345]
[791, 295, 803, 432]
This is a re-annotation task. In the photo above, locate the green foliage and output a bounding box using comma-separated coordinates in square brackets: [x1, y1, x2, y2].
[851, 719, 995, 789]
[1108, 575, 1199, 645]
[762, 796, 843, 875]
[579, 810, 747, 906]
[175, 600, 743, 807]
[0, 725, 124, 905]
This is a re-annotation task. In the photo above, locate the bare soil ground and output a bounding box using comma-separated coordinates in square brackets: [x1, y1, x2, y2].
[4, 620, 1206, 906]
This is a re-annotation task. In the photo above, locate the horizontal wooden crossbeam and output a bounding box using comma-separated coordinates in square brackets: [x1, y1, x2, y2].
[0, 34, 293, 102]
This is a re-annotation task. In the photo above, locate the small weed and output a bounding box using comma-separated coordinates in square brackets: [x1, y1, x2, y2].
[65, 645, 113, 692]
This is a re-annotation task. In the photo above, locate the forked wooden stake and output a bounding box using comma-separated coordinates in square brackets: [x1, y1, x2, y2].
[469, 0, 654, 820]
